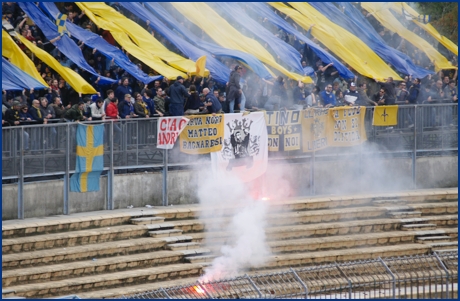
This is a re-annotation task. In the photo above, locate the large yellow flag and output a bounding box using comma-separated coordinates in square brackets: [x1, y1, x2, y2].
[278, 2, 402, 81]
[373, 105, 398, 126]
[16, 35, 96, 94]
[390, 2, 457, 56]
[171, 2, 312, 83]
[361, 2, 455, 71]
[2, 30, 48, 87]
[195, 56, 207, 78]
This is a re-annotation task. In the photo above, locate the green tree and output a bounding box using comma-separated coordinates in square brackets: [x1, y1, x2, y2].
[415, 2, 458, 44]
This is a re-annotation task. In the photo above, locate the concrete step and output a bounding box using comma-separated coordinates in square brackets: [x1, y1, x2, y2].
[185, 255, 218, 264]
[2, 248, 209, 286]
[2, 224, 161, 254]
[2, 236, 193, 269]
[388, 211, 422, 218]
[131, 217, 165, 225]
[384, 202, 457, 216]
[149, 229, 184, 238]
[399, 215, 458, 227]
[166, 242, 201, 251]
[416, 236, 453, 243]
[427, 242, 458, 251]
[3, 263, 205, 298]
[401, 224, 437, 231]
[434, 248, 458, 255]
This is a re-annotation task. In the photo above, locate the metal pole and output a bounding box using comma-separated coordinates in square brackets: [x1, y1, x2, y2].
[310, 151, 315, 195]
[335, 263, 352, 299]
[107, 121, 114, 210]
[18, 128, 24, 219]
[160, 288, 171, 299]
[433, 252, 450, 299]
[63, 123, 70, 215]
[412, 105, 417, 189]
[245, 274, 262, 298]
[378, 257, 396, 299]
[290, 268, 308, 298]
[162, 149, 168, 206]
[195, 282, 212, 299]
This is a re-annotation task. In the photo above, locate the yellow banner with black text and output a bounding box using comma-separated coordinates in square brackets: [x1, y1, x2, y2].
[179, 114, 225, 154]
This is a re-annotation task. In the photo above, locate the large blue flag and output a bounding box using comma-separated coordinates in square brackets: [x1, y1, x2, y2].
[2, 58, 48, 91]
[146, 2, 273, 80]
[18, 2, 117, 86]
[70, 124, 104, 193]
[246, 2, 355, 80]
[39, 2, 161, 85]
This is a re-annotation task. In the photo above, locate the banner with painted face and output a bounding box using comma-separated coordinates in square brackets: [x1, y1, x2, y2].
[301, 108, 329, 152]
[327, 106, 367, 147]
[210, 112, 268, 182]
[180, 114, 225, 154]
[157, 116, 189, 149]
[265, 109, 302, 152]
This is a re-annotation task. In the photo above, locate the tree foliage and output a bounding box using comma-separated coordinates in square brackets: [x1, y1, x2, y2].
[415, 2, 458, 44]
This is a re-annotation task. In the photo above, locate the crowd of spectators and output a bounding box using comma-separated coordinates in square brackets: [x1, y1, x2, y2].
[2, 2, 458, 131]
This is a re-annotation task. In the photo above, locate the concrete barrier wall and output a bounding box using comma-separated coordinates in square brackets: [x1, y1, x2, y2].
[2, 155, 457, 220]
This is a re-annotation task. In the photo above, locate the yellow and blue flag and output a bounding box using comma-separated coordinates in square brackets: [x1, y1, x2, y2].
[373, 105, 398, 126]
[56, 13, 69, 36]
[70, 124, 104, 192]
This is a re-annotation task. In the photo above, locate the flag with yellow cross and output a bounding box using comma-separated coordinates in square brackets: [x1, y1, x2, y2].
[70, 124, 104, 192]
[373, 105, 398, 126]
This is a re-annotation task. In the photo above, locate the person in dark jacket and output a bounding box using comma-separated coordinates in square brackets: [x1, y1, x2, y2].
[118, 94, 138, 119]
[167, 76, 190, 116]
[203, 88, 222, 114]
[226, 65, 242, 113]
[374, 77, 396, 105]
[114, 77, 133, 104]
[184, 85, 202, 114]
[407, 78, 421, 104]
[29, 99, 48, 124]
[64, 102, 91, 122]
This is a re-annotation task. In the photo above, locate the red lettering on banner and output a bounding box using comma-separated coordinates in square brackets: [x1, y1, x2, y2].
[160, 119, 168, 131]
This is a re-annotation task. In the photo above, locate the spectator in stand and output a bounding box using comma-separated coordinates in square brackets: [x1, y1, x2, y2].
[51, 96, 69, 118]
[106, 97, 120, 119]
[142, 89, 156, 116]
[103, 89, 115, 111]
[226, 65, 243, 113]
[358, 83, 377, 106]
[18, 104, 33, 122]
[4, 101, 23, 126]
[90, 98, 106, 121]
[184, 85, 201, 114]
[133, 92, 150, 118]
[118, 94, 138, 119]
[442, 76, 451, 89]
[374, 77, 396, 105]
[29, 99, 48, 124]
[431, 80, 445, 102]
[115, 77, 133, 105]
[167, 76, 189, 116]
[319, 84, 337, 108]
[443, 80, 458, 103]
[64, 101, 91, 122]
[218, 92, 229, 113]
[395, 82, 410, 104]
[39, 97, 56, 120]
[153, 87, 167, 117]
[343, 82, 362, 106]
[408, 78, 421, 104]
[372, 88, 388, 106]
[203, 87, 222, 114]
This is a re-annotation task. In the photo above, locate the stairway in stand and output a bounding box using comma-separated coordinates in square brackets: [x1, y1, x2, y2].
[2, 188, 457, 299]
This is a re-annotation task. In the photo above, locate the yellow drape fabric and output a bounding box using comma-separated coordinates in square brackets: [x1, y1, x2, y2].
[271, 2, 401, 81]
[170, 2, 312, 83]
[16, 34, 96, 94]
[361, 2, 455, 71]
[390, 2, 457, 56]
[2, 30, 48, 87]
[76, 2, 208, 79]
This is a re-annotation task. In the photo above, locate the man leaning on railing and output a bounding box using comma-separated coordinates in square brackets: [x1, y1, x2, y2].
[64, 101, 92, 122]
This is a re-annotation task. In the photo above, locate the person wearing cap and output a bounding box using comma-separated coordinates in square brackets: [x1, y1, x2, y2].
[167, 75, 190, 116]
[4, 101, 23, 126]
[343, 82, 362, 106]
[226, 65, 243, 113]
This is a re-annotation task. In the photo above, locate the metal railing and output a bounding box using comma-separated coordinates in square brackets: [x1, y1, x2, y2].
[120, 251, 458, 299]
[2, 104, 458, 218]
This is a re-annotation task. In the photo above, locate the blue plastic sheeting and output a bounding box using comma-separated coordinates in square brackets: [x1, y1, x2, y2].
[213, 3, 304, 75]
[39, 2, 162, 85]
[145, 2, 273, 80]
[330, 2, 433, 78]
[120, 2, 229, 84]
[247, 3, 355, 80]
[2, 57, 48, 91]
[18, 2, 117, 86]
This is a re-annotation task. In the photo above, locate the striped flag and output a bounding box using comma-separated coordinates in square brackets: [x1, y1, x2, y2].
[70, 124, 104, 192]
[195, 55, 206, 77]
[56, 13, 70, 36]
